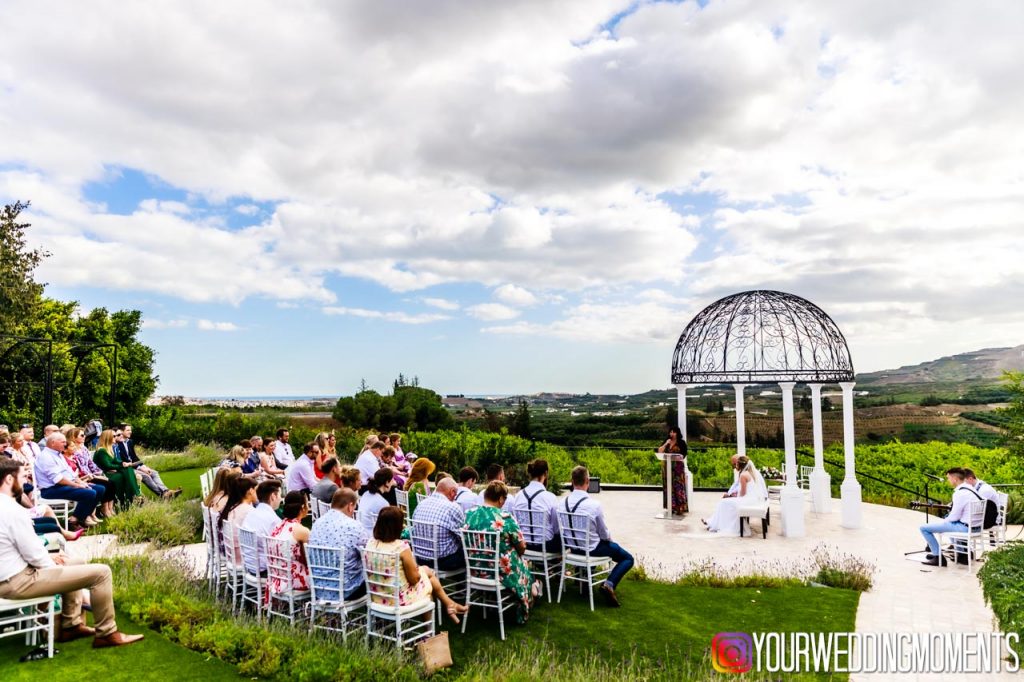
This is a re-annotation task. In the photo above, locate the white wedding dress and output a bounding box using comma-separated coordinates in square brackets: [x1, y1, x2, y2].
[705, 464, 768, 537]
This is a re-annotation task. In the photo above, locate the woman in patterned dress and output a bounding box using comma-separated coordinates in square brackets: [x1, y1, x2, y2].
[464, 481, 540, 624]
[658, 426, 688, 516]
[266, 491, 311, 600]
[363, 506, 468, 622]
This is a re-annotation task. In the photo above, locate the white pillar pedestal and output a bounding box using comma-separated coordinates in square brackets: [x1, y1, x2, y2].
[778, 381, 805, 537]
[733, 384, 749, 457]
[675, 384, 694, 505]
[808, 383, 831, 514]
[839, 381, 862, 529]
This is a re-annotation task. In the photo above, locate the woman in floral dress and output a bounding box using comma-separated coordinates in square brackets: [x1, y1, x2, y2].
[658, 426, 688, 516]
[266, 491, 311, 601]
[464, 481, 540, 624]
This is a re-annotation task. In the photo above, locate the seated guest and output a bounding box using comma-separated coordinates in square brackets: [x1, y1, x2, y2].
[404, 457, 435, 516]
[239, 441, 262, 475]
[116, 424, 178, 497]
[313, 432, 333, 479]
[703, 456, 766, 536]
[920, 467, 979, 567]
[312, 457, 342, 504]
[240, 480, 283, 574]
[267, 492, 311, 599]
[0, 458, 143, 647]
[93, 429, 142, 509]
[357, 433, 378, 455]
[259, 437, 286, 478]
[34, 432, 103, 530]
[563, 466, 634, 606]
[358, 469, 395, 531]
[218, 478, 258, 563]
[486, 463, 516, 511]
[454, 466, 482, 512]
[511, 458, 561, 552]
[411, 477, 466, 570]
[11, 465, 83, 542]
[338, 465, 362, 493]
[963, 468, 1000, 505]
[204, 467, 241, 512]
[355, 441, 384, 491]
[390, 433, 411, 476]
[285, 442, 320, 495]
[309, 488, 368, 600]
[465, 481, 540, 624]
[66, 427, 116, 520]
[380, 446, 406, 488]
[364, 506, 468, 623]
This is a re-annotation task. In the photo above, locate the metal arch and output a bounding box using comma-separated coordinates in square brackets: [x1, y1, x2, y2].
[671, 290, 854, 385]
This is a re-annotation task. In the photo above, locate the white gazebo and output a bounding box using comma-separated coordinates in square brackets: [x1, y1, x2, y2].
[670, 290, 861, 536]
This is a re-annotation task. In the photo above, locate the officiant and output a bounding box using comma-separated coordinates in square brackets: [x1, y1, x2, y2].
[657, 427, 688, 516]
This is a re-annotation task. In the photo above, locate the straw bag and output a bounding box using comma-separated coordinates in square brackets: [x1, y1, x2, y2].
[416, 631, 452, 674]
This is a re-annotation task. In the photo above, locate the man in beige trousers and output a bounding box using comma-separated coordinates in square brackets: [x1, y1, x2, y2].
[0, 458, 143, 648]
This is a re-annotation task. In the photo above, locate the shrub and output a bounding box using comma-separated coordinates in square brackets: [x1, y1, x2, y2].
[103, 497, 202, 547]
[978, 542, 1024, 639]
[809, 546, 875, 592]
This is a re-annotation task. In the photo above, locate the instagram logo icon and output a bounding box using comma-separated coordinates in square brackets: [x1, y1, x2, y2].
[712, 632, 754, 673]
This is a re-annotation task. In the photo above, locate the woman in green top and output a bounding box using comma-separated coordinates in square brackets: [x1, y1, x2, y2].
[464, 481, 539, 624]
[93, 428, 141, 508]
[404, 457, 435, 516]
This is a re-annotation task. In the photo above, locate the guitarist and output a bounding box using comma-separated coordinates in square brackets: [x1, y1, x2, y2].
[963, 468, 1000, 505]
[919, 468, 977, 567]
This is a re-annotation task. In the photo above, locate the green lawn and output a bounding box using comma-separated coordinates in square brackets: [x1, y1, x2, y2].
[151, 467, 205, 500]
[0, 611, 240, 680]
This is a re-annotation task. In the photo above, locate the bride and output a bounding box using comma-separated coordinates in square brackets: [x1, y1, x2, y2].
[703, 456, 767, 536]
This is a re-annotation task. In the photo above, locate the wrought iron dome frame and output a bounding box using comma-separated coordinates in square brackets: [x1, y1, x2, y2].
[671, 290, 855, 385]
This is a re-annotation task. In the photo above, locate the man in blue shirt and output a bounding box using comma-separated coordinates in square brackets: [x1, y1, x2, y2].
[32, 432, 101, 530]
[308, 488, 368, 600]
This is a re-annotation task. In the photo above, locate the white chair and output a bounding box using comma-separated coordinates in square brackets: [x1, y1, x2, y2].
[415, 493, 428, 508]
[395, 489, 411, 522]
[798, 465, 814, 490]
[737, 499, 771, 539]
[32, 489, 71, 528]
[991, 493, 1009, 547]
[202, 505, 221, 592]
[361, 547, 435, 648]
[199, 468, 215, 500]
[555, 510, 612, 611]
[410, 521, 466, 622]
[0, 595, 55, 658]
[307, 544, 368, 641]
[219, 520, 245, 612]
[940, 500, 987, 573]
[357, 508, 379, 533]
[309, 498, 328, 522]
[237, 527, 268, 619]
[459, 528, 516, 640]
[512, 508, 561, 602]
[264, 535, 311, 624]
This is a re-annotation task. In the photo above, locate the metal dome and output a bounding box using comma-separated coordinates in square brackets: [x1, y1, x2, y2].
[671, 290, 854, 384]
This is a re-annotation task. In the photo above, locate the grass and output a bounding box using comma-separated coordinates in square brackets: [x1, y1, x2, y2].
[154, 467, 206, 500]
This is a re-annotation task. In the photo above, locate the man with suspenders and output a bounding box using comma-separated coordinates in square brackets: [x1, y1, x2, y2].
[454, 467, 482, 512]
[919, 467, 979, 567]
[563, 466, 634, 606]
[511, 459, 561, 552]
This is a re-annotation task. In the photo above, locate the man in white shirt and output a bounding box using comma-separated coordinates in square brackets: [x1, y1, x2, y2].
[963, 468, 1000, 505]
[511, 459, 561, 552]
[274, 428, 295, 468]
[285, 442, 320, 495]
[0, 459, 143, 648]
[454, 467, 482, 513]
[920, 468, 978, 567]
[561, 466, 634, 606]
[485, 463, 516, 511]
[240, 480, 283, 573]
[355, 441, 384, 491]
[37, 424, 59, 451]
[19, 424, 42, 466]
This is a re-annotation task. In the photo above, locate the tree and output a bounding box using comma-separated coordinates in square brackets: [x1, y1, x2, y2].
[1000, 371, 1024, 461]
[332, 379, 453, 431]
[0, 201, 48, 327]
[509, 399, 531, 438]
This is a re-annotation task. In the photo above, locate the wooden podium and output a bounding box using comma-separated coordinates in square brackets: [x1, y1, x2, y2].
[655, 451, 685, 520]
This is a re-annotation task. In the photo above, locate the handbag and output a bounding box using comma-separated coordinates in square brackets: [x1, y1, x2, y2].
[416, 631, 453, 675]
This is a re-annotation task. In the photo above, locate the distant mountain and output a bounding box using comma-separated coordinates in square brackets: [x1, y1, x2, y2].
[858, 345, 1024, 385]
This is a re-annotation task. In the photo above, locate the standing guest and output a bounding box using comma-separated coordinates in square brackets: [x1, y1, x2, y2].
[266, 492, 311, 600]
[920, 468, 982, 567]
[274, 429, 295, 469]
[116, 425, 179, 498]
[218, 478, 258, 564]
[285, 442, 320, 496]
[338, 466, 362, 493]
[259, 438, 286, 478]
[511, 459, 562, 552]
[411, 478, 466, 570]
[454, 466, 482, 512]
[657, 427, 688, 515]
[82, 418, 103, 449]
[404, 457, 435, 516]
[240, 480, 283, 574]
[0, 459, 144, 648]
[61, 435, 115, 521]
[309, 488, 368, 600]
[563, 466, 634, 606]
[34, 432, 100, 529]
[93, 429, 142, 509]
[204, 468, 241, 512]
[364, 506, 468, 623]
[312, 458, 342, 504]
[465, 481, 539, 623]
[358, 469, 395, 531]
[355, 441, 384, 492]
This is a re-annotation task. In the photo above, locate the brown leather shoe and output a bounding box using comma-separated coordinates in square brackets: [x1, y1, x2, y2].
[92, 631, 145, 648]
[58, 624, 96, 642]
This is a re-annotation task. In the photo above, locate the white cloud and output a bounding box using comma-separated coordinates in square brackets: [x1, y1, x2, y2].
[235, 203, 261, 216]
[483, 300, 692, 344]
[322, 306, 450, 324]
[467, 303, 521, 321]
[196, 319, 241, 332]
[493, 284, 538, 307]
[141, 318, 189, 329]
[422, 297, 460, 311]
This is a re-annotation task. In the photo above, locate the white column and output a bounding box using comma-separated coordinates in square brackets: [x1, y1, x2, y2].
[733, 384, 749, 456]
[808, 384, 831, 514]
[839, 381, 862, 529]
[675, 384, 694, 503]
[778, 381, 805, 537]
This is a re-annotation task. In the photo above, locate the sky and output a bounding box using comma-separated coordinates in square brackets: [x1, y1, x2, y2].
[1, 0, 1023, 397]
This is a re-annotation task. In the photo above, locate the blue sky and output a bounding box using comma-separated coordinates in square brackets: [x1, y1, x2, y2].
[4, 0, 1023, 397]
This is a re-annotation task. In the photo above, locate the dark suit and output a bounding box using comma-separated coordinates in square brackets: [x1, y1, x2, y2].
[117, 440, 168, 495]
